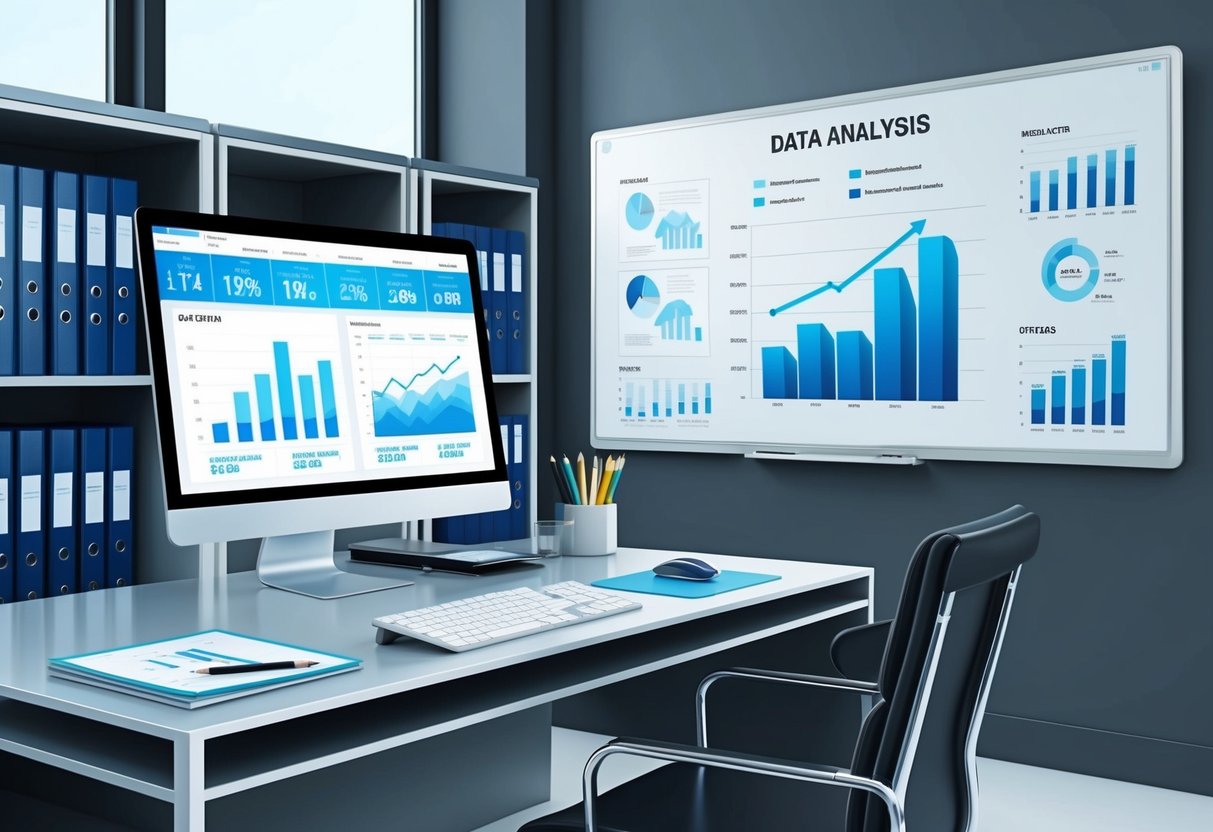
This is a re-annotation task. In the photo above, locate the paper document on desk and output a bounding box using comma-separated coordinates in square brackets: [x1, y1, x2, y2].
[49, 630, 361, 708]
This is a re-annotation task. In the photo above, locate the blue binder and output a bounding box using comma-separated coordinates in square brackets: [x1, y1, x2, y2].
[16, 168, 46, 376]
[110, 178, 138, 374]
[464, 224, 490, 365]
[0, 165, 16, 375]
[46, 428, 78, 596]
[51, 171, 80, 374]
[0, 429, 13, 603]
[78, 427, 107, 591]
[82, 176, 110, 375]
[106, 426, 134, 588]
[507, 229, 526, 374]
[490, 228, 509, 374]
[495, 420, 511, 541]
[15, 429, 45, 601]
[509, 415, 528, 539]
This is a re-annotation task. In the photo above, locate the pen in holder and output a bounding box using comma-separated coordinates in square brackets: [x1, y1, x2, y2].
[554, 503, 617, 557]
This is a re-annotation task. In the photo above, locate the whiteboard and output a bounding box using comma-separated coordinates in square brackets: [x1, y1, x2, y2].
[590, 47, 1183, 468]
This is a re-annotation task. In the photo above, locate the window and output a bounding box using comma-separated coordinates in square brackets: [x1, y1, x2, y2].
[0, 0, 107, 100]
[165, 0, 416, 155]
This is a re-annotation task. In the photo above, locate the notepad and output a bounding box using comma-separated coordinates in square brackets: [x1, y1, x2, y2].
[49, 630, 361, 708]
[592, 570, 780, 598]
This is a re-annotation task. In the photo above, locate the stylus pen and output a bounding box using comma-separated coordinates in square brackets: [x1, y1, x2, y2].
[195, 660, 318, 675]
[549, 455, 574, 504]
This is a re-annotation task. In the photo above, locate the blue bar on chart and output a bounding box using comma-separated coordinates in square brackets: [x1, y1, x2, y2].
[837, 331, 873, 400]
[705, 383, 712, 415]
[625, 382, 634, 417]
[637, 382, 646, 418]
[691, 383, 700, 415]
[797, 323, 836, 399]
[254, 373, 276, 441]
[1086, 154, 1098, 209]
[274, 341, 298, 440]
[1050, 374, 1066, 424]
[1030, 387, 1046, 425]
[1029, 171, 1041, 213]
[1125, 145, 1136, 205]
[1105, 149, 1117, 206]
[874, 268, 916, 401]
[318, 360, 339, 438]
[665, 381, 673, 417]
[212, 422, 231, 443]
[918, 236, 959, 401]
[1091, 357, 1107, 425]
[298, 375, 319, 439]
[761, 346, 798, 399]
[695, 327, 702, 342]
[1048, 169, 1059, 211]
[1066, 156, 1078, 210]
[652, 391, 659, 417]
[233, 392, 254, 442]
[1071, 367, 1087, 425]
[1111, 338, 1126, 425]
[678, 383, 686, 415]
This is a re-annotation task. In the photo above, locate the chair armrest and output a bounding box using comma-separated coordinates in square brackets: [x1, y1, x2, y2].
[582, 737, 904, 832]
[695, 667, 879, 746]
[830, 620, 892, 682]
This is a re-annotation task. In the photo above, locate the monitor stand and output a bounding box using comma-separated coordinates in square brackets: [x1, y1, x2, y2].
[257, 530, 414, 599]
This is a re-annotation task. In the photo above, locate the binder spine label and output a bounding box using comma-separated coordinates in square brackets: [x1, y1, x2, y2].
[115, 215, 134, 269]
[57, 208, 77, 263]
[113, 470, 131, 522]
[478, 251, 488, 294]
[0, 478, 7, 535]
[21, 206, 42, 262]
[20, 474, 40, 531]
[86, 213, 106, 266]
[53, 472, 73, 527]
[511, 253, 523, 293]
[85, 472, 104, 523]
[0, 204, 5, 257]
[493, 252, 506, 292]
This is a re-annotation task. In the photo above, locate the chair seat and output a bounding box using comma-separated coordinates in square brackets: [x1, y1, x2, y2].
[521, 761, 850, 832]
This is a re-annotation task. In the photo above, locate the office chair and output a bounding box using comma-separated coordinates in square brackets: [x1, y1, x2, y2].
[519, 505, 1040, 832]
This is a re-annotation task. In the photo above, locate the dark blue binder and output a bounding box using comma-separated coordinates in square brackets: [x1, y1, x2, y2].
[0, 165, 16, 375]
[109, 178, 138, 374]
[82, 176, 110, 375]
[46, 427, 78, 596]
[0, 429, 13, 603]
[51, 171, 80, 374]
[507, 229, 526, 374]
[510, 415, 528, 540]
[495, 419, 511, 541]
[78, 426, 107, 591]
[461, 224, 490, 371]
[16, 168, 46, 376]
[15, 429, 45, 600]
[490, 227, 509, 374]
[106, 426, 134, 588]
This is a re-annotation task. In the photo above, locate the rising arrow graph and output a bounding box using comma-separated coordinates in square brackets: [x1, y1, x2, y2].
[375, 356, 463, 397]
[768, 219, 927, 316]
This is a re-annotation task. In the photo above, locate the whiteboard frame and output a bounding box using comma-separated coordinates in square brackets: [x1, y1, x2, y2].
[589, 46, 1183, 468]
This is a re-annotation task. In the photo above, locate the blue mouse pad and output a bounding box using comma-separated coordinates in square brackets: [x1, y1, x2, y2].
[592, 570, 780, 598]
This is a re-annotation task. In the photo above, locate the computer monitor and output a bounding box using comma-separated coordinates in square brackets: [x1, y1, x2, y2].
[135, 208, 510, 598]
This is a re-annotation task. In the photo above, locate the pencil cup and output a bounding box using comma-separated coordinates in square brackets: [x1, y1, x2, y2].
[555, 503, 617, 557]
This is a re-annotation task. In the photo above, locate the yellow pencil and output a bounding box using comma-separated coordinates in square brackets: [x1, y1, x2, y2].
[589, 456, 600, 507]
[576, 452, 588, 506]
[605, 455, 625, 503]
[595, 455, 616, 504]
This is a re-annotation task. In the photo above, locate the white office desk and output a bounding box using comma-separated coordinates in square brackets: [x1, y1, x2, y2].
[0, 548, 872, 831]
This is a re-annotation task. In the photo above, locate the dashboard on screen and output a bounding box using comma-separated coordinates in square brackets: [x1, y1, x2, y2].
[590, 47, 1182, 467]
[138, 211, 506, 509]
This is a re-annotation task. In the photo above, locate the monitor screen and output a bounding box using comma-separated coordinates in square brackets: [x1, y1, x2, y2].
[136, 208, 508, 543]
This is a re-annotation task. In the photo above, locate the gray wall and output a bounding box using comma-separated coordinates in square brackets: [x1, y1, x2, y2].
[538, 0, 1212, 792]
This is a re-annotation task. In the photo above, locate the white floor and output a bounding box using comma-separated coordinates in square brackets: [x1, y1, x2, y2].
[472, 728, 1213, 832]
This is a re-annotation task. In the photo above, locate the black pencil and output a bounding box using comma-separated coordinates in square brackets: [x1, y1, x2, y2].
[549, 455, 574, 504]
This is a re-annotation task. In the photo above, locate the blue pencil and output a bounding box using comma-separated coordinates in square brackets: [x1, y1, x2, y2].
[561, 455, 581, 505]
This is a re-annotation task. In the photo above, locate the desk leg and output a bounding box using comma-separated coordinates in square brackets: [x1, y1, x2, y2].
[174, 736, 205, 832]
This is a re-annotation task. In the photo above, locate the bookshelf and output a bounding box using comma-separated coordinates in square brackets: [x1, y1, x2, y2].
[0, 85, 213, 585]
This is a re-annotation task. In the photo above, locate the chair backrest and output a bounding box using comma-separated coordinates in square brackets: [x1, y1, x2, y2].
[846, 506, 1040, 832]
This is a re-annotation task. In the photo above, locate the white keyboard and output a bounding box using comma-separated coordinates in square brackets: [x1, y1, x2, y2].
[372, 581, 642, 651]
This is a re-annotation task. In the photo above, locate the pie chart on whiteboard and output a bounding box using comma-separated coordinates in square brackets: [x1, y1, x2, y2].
[626, 275, 661, 318]
[625, 192, 655, 231]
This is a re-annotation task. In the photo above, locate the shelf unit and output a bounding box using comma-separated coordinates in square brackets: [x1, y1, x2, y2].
[413, 159, 540, 541]
[0, 85, 214, 586]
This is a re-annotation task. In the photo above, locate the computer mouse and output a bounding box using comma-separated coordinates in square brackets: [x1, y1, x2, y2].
[653, 557, 720, 581]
